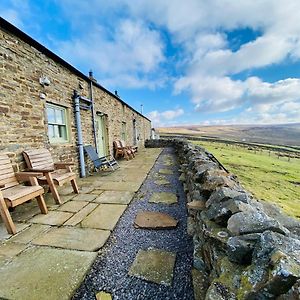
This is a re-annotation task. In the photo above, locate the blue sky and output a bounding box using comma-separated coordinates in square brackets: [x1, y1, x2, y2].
[1, 0, 300, 127]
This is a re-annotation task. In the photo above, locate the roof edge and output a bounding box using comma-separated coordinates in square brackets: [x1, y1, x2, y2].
[0, 17, 151, 122]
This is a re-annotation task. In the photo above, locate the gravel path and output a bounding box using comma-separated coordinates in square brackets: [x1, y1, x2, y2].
[73, 148, 194, 300]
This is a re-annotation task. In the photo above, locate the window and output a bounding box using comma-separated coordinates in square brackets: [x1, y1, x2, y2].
[121, 122, 126, 140]
[46, 103, 69, 143]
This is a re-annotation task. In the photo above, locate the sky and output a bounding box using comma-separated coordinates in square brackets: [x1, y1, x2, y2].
[1, 0, 300, 127]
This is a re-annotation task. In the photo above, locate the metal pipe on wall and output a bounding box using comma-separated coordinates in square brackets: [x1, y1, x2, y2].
[73, 90, 86, 177]
[89, 71, 98, 153]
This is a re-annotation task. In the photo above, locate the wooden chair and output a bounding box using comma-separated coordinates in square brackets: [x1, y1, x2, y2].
[120, 140, 138, 156]
[0, 154, 48, 234]
[84, 145, 120, 171]
[113, 140, 133, 160]
[23, 149, 79, 205]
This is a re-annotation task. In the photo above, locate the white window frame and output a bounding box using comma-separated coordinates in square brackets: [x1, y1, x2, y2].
[46, 103, 70, 144]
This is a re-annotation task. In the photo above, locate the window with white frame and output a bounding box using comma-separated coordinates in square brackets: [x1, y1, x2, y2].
[46, 103, 69, 143]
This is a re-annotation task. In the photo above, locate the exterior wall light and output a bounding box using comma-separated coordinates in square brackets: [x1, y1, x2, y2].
[39, 76, 51, 86]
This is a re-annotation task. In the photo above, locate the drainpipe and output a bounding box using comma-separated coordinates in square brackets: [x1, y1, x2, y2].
[73, 90, 86, 177]
[89, 70, 98, 153]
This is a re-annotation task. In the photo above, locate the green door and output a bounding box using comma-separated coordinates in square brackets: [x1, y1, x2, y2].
[96, 115, 107, 157]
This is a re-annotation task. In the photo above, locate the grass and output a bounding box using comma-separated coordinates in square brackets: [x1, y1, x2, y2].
[192, 140, 300, 219]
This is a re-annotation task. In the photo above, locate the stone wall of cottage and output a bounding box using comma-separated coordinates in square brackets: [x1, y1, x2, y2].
[0, 25, 151, 174]
[146, 139, 300, 300]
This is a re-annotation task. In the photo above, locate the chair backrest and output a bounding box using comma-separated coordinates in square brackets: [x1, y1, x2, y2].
[23, 149, 54, 170]
[84, 145, 103, 168]
[119, 140, 126, 147]
[113, 140, 122, 149]
[0, 154, 19, 190]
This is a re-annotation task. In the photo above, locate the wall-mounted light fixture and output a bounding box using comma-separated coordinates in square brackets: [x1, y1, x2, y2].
[39, 76, 51, 87]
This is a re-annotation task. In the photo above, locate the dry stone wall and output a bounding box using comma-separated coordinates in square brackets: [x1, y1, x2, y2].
[146, 139, 300, 299]
[0, 23, 151, 174]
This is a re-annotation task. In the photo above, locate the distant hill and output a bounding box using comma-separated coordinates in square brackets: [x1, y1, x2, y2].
[157, 123, 300, 147]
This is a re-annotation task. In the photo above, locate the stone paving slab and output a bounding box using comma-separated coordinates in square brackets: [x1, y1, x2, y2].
[149, 192, 178, 205]
[0, 242, 28, 258]
[129, 248, 176, 286]
[158, 169, 174, 175]
[0, 222, 30, 241]
[0, 247, 97, 300]
[94, 191, 134, 204]
[64, 203, 98, 226]
[134, 211, 178, 229]
[81, 204, 127, 230]
[57, 200, 88, 213]
[72, 194, 97, 202]
[10, 224, 51, 244]
[29, 211, 73, 226]
[33, 227, 110, 251]
[154, 179, 170, 186]
[100, 181, 141, 192]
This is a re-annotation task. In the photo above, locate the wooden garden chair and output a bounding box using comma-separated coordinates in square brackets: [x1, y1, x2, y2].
[120, 140, 138, 156]
[113, 140, 133, 160]
[84, 145, 120, 171]
[23, 149, 79, 205]
[0, 153, 48, 234]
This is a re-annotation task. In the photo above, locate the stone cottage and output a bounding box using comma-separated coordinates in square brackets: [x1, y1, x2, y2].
[0, 17, 151, 176]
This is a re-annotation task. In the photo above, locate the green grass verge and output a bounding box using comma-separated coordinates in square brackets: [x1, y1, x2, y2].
[192, 140, 300, 219]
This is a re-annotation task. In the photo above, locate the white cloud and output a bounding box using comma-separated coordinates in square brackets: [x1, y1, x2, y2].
[56, 19, 165, 88]
[147, 108, 184, 126]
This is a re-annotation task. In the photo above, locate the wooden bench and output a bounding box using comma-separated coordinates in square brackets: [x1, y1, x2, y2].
[23, 149, 79, 205]
[0, 154, 48, 234]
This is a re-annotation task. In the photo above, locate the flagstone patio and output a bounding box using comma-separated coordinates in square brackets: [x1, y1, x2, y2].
[0, 148, 162, 300]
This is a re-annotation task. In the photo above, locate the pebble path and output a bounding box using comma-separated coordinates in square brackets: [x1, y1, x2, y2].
[73, 148, 194, 300]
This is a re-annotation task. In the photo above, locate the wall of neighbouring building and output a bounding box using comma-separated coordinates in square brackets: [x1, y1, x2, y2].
[146, 139, 300, 300]
[0, 19, 151, 174]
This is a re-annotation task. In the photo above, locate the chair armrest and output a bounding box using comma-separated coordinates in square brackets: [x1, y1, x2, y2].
[54, 163, 74, 169]
[15, 172, 43, 182]
[28, 168, 55, 174]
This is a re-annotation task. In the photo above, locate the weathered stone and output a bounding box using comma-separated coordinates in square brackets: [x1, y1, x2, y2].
[0, 242, 28, 258]
[239, 231, 300, 299]
[32, 227, 110, 251]
[0, 222, 30, 241]
[206, 199, 253, 226]
[0, 247, 96, 300]
[227, 234, 261, 264]
[227, 211, 289, 236]
[72, 194, 97, 202]
[192, 268, 209, 300]
[94, 191, 134, 204]
[129, 248, 176, 286]
[149, 192, 177, 205]
[96, 291, 112, 300]
[158, 169, 174, 175]
[134, 211, 178, 229]
[57, 200, 88, 213]
[206, 187, 248, 208]
[154, 179, 170, 186]
[81, 204, 127, 230]
[100, 181, 141, 192]
[29, 211, 73, 226]
[205, 282, 236, 300]
[179, 173, 186, 182]
[10, 224, 50, 244]
[64, 203, 98, 226]
[187, 200, 206, 211]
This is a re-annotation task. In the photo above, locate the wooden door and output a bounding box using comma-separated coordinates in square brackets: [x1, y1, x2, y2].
[96, 115, 107, 157]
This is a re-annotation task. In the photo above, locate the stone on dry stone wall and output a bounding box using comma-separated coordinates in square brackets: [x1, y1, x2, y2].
[193, 162, 217, 183]
[227, 233, 261, 265]
[205, 187, 249, 208]
[227, 211, 289, 236]
[238, 231, 300, 299]
[206, 199, 254, 226]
